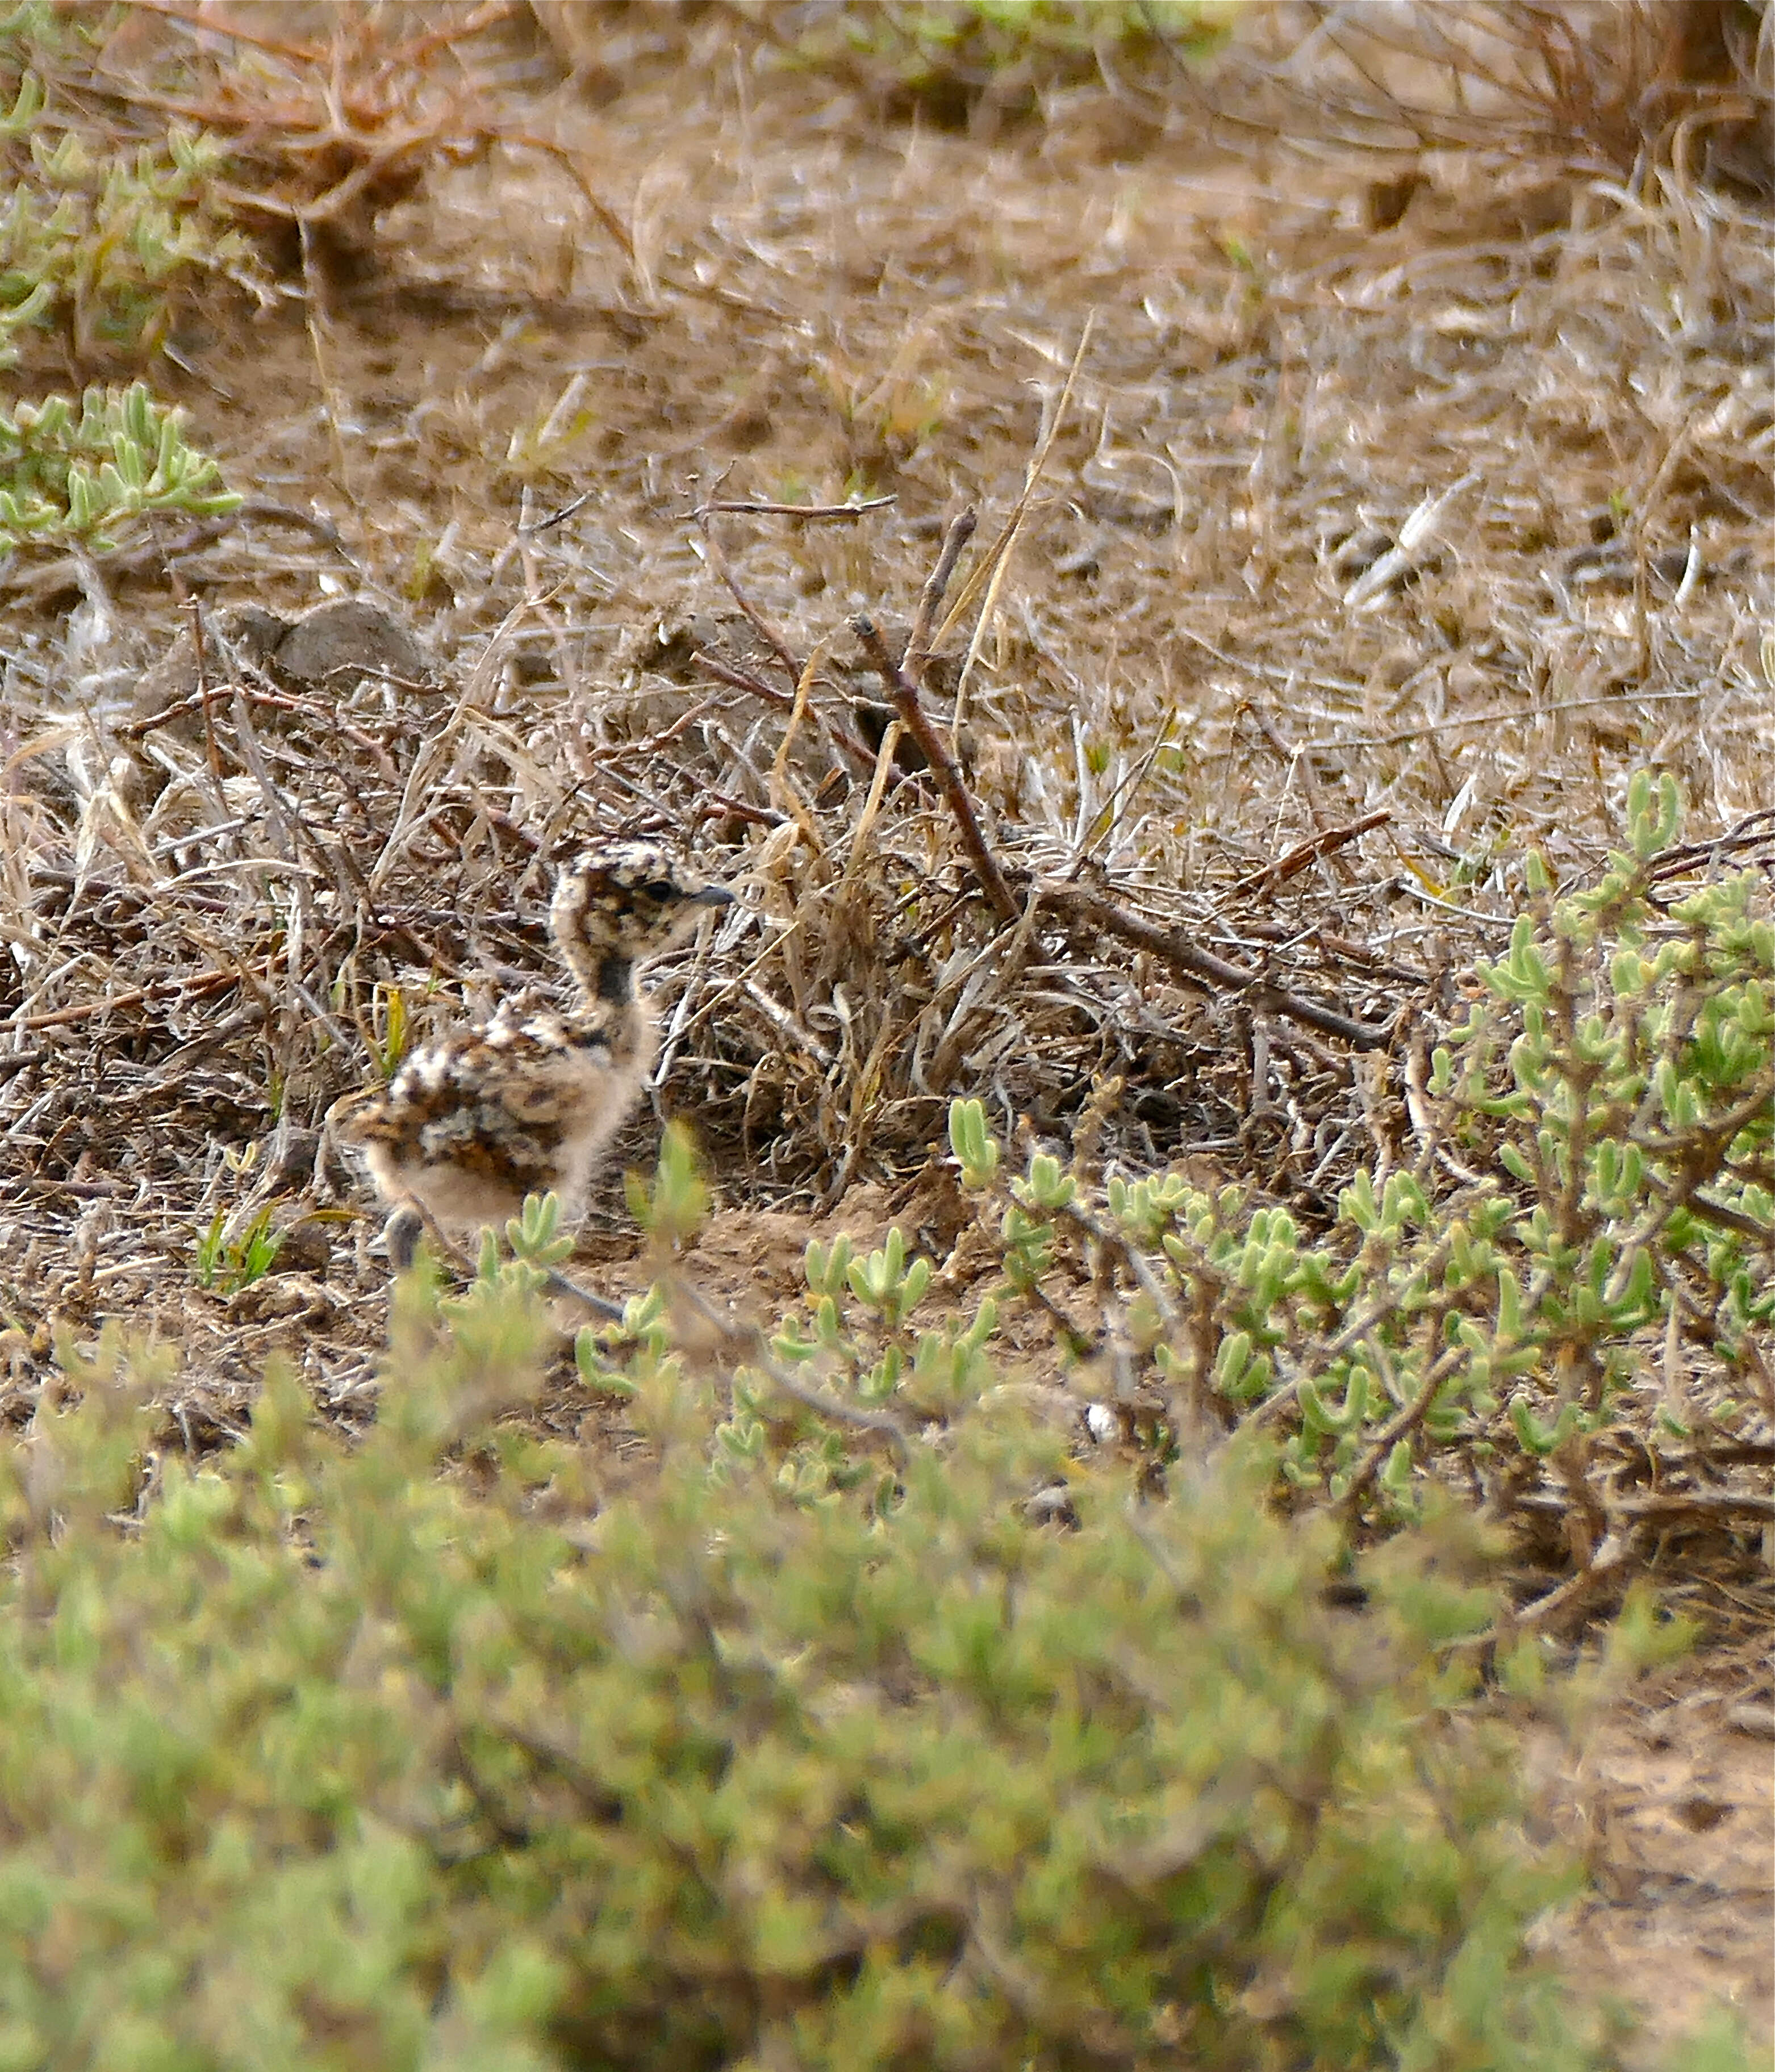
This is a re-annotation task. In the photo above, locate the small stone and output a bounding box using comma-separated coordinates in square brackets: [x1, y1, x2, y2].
[271, 598, 438, 697]
[227, 1273, 338, 1325]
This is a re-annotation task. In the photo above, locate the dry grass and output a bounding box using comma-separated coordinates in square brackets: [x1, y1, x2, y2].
[0, 0, 1768, 1351]
[1176, 2, 1771, 190]
[0, 0, 1769, 2045]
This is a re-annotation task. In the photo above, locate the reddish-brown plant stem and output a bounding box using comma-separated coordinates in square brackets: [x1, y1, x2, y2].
[852, 613, 1021, 926]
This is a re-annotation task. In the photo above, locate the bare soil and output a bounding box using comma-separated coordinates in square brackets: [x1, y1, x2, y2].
[0, 6, 1768, 2057]
[1547, 1640, 1774, 2063]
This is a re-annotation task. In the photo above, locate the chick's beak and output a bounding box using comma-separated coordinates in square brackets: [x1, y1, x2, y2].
[691, 884, 736, 909]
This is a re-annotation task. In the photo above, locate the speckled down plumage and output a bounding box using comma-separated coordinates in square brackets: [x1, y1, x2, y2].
[339, 842, 731, 1249]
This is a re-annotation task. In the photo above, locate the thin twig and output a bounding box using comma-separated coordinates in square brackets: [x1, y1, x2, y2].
[1647, 806, 1775, 882]
[902, 508, 976, 682]
[689, 650, 795, 710]
[1037, 881, 1393, 1050]
[1312, 686, 1706, 754]
[379, 1194, 628, 1323]
[119, 682, 399, 776]
[692, 515, 804, 684]
[1609, 1490, 1775, 1523]
[517, 490, 592, 534]
[753, 1359, 916, 1462]
[18, 966, 241, 1033]
[0, 501, 344, 595]
[543, 1269, 625, 1321]
[1230, 809, 1392, 896]
[692, 495, 897, 521]
[852, 614, 1021, 926]
[1500, 1532, 1635, 1639]
[1333, 1341, 1468, 1520]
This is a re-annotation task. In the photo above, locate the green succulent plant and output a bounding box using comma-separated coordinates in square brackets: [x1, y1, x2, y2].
[0, 380, 239, 557]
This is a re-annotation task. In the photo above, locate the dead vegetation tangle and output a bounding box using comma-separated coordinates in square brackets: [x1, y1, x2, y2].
[0, 0, 1770, 2050]
[0, 12, 1766, 1385]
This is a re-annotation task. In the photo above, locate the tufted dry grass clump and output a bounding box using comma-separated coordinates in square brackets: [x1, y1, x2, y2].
[1118, 2, 1772, 198]
[54, 0, 634, 290]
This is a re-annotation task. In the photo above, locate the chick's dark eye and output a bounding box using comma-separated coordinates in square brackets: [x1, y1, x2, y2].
[640, 880, 678, 901]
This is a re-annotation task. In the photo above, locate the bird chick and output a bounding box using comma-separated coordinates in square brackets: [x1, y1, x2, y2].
[341, 841, 732, 1269]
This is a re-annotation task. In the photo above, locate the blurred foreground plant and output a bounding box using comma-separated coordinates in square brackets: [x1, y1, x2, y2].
[1, 0, 266, 366]
[0, 1273, 1668, 2070]
[0, 381, 239, 558]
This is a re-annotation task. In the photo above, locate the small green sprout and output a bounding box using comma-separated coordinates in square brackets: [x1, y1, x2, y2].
[192, 1205, 284, 1294]
[804, 1234, 857, 1298]
[846, 1226, 930, 1332]
[627, 1121, 709, 1250]
[370, 982, 411, 1081]
[466, 1192, 578, 1300]
[1508, 1394, 1585, 1457]
[948, 1097, 1000, 1187]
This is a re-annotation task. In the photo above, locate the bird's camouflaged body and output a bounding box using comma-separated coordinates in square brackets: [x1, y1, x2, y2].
[351, 991, 655, 1233]
[340, 841, 731, 1260]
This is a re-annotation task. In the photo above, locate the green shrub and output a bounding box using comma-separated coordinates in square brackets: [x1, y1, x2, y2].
[937, 773, 1772, 1521]
[0, 381, 239, 558]
[750, 1, 1233, 124]
[0, 2, 265, 367]
[0, 1282, 1628, 2071]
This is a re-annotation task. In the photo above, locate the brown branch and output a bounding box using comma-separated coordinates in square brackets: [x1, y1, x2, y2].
[1230, 810, 1392, 897]
[19, 967, 241, 1033]
[692, 495, 897, 521]
[119, 681, 399, 780]
[689, 650, 794, 710]
[1610, 1490, 1775, 1523]
[852, 614, 1020, 926]
[1038, 882, 1393, 1051]
[1500, 1532, 1635, 1640]
[903, 507, 976, 680]
[689, 793, 789, 832]
[691, 651, 876, 772]
[1647, 805, 1775, 883]
[517, 491, 591, 535]
[1334, 1341, 1468, 1522]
